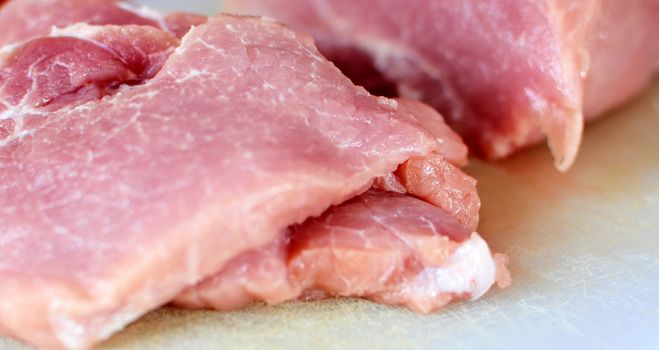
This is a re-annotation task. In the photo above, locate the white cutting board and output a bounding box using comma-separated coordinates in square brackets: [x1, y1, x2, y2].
[2, 1, 658, 349]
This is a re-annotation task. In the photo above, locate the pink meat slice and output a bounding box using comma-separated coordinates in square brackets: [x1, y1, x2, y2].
[175, 190, 510, 314]
[0, 15, 442, 350]
[0, 0, 204, 45]
[228, 0, 659, 171]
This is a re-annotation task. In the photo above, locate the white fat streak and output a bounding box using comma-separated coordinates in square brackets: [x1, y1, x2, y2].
[116, 1, 168, 31]
[0, 42, 20, 55]
[2, 21, 104, 55]
[376, 96, 398, 110]
[422, 233, 498, 300]
[50, 299, 86, 350]
[49, 23, 103, 39]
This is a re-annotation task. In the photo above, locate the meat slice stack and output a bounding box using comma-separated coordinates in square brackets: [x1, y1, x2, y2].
[175, 93, 508, 313]
[176, 189, 509, 314]
[228, 0, 659, 171]
[0, 1, 508, 349]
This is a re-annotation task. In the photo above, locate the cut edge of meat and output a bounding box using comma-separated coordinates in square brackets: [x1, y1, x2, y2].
[539, 103, 584, 172]
[173, 190, 510, 314]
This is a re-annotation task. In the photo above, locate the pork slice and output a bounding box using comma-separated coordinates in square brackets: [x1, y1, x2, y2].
[175, 190, 510, 313]
[0, 15, 439, 350]
[0, 0, 203, 45]
[228, 0, 659, 171]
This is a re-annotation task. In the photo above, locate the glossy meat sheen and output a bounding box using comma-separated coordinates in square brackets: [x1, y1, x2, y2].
[0, 15, 439, 350]
[0, 0, 204, 45]
[175, 190, 510, 314]
[229, 0, 659, 171]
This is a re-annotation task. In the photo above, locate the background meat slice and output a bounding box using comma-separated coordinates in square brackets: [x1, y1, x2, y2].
[0, 0, 204, 46]
[0, 24, 178, 120]
[0, 15, 439, 350]
[227, 0, 659, 171]
[175, 190, 510, 314]
[163, 12, 208, 38]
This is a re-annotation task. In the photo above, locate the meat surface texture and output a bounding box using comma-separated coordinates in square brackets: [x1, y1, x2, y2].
[373, 98, 481, 231]
[0, 14, 445, 349]
[0, 0, 204, 46]
[175, 190, 510, 314]
[228, 0, 659, 171]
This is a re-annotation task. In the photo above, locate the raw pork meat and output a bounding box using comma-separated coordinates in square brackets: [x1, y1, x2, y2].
[175, 101, 499, 313]
[228, 0, 659, 171]
[175, 190, 510, 314]
[0, 0, 205, 46]
[0, 15, 445, 349]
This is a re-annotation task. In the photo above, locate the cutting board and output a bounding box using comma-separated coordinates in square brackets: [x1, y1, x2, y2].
[2, 1, 658, 348]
